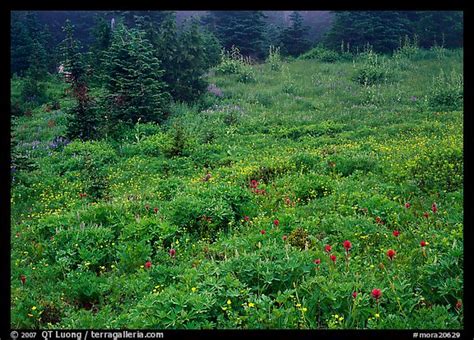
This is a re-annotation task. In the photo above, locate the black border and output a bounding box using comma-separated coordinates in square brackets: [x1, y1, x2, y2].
[2, 2, 471, 340]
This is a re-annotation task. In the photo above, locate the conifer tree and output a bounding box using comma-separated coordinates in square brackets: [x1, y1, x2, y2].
[89, 14, 112, 78]
[324, 11, 412, 53]
[156, 13, 211, 102]
[280, 11, 310, 56]
[156, 12, 180, 95]
[60, 20, 99, 140]
[204, 11, 267, 59]
[173, 19, 209, 102]
[102, 24, 171, 127]
[11, 11, 49, 77]
[201, 29, 222, 69]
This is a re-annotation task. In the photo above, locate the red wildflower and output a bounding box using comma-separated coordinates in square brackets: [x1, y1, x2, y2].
[420, 240, 427, 247]
[325, 244, 332, 253]
[455, 300, 462, 310]
[273, 219, 280, 227]
[343, 240, 352, 252]
[352, 291, 358, 299]
[330, 254, 336, 263]
[244, 216, 250, 222]
[386, 249, 396, 260]
[314, 258, 321, 265]
[20, 275, 26, 285]
[282, 235, 287, 241]
[169, 248, 176, 257]
[145, 261, 152, 269]
[393, 230, 400, 237]
[371, 288, 382, 300]
[250, 180, 258, 189]
[423, 212, 429, 218]
[154, 207, 159, 213]
[375, 216, 382, 224]
[405, 202, 411, 209]
[432, 202, 438, 213]
[260, 230, 266, 235]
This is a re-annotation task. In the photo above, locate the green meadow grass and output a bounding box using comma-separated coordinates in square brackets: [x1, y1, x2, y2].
[10, 49, 463, 329]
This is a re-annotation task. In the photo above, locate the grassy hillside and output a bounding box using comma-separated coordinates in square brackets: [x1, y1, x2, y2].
[10, 48, 463, 329]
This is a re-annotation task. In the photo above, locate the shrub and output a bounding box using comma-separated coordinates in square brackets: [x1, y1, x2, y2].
[393, 35, 420, 61]
[167, 183, 253, 238]
[20, 75, 48, 108]
[102, 24, 171, 129]
[53, 140, 117, 173]
[292, 174, 335, 202]
[428, 69, 463, 111]
[352, 48, 392, 85]
[288, 227, 311, 250]
[215, 46, 256, 83]
[299, 46, 340, 63]
[266, 45, 282, 71]
[135, 132, 173, 157]
[116, 241, 152, 274]
[330, 153, 378, 177]
[281, 121, 345, 140]
[410, 143, 463, 193]
[62, 270, 108, 307]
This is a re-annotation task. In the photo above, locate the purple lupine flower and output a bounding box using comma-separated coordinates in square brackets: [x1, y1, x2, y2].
[31, 140, 40, 149]
[411, 96, 417, 102]
[49, 136, 70, 149]
[207, 84, 223, 98]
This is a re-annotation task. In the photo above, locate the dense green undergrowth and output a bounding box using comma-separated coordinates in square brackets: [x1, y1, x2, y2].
[11, 48, 463, 329]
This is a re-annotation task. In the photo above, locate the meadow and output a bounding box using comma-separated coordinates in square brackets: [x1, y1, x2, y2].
[10, 46, 463, 329]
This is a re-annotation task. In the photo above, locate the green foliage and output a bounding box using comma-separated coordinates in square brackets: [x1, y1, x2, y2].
[166, 122, 189, 158]
[116, 241, 152, 274]
[266, 45, 283, 71]
[215, 46, 256, 83]
[204, 11, 267, 59]
[156, 15, 211, 102]
[102, 24, 171, 129]
[394, 35, 421, 60]
[167, 183, 253, 238]
[280, 11, 311, 57]
[410, 142, 463, 193]
[299, 46, 341, 63]
[62, 270, 108, 306]
[324, 11, 462, 54]
[19, 73, 48, 109]
[201, 29, 222, 69]
[288, 227, 310, 250]
[11, 44, 463, 330]
[428, 69, 463, 111]
[11, 11, 51, 77]
[66, 84, 100, 141]
[352, 48, 393, 85]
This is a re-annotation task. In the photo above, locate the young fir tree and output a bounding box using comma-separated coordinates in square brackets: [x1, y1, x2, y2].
[102, 23, 171, 128]
[201, 29, 222, 69]
[280, 11, 311, 57]
[60, 19, 99, 140]
[11, 11, 49, 78]
[89, 14, 112, 81]
[155, 12, 180, 94]
[155, 13, 211, 103]
[324, 11, 412, 53]
[11, 12, 34, 76]
[204, 11, 267, 59]
[173, 19, 209, 102]
[20, 40, 48, 106]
